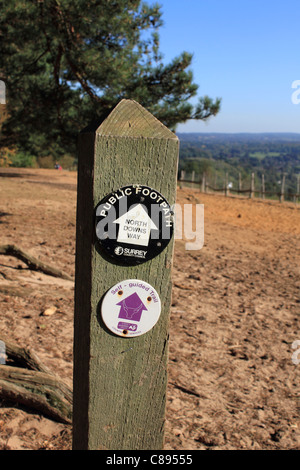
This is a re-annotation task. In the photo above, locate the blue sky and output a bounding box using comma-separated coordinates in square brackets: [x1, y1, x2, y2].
[157, 0, 300, 133]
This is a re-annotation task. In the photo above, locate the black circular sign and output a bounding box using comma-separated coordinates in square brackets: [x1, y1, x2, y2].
[95, 184, 174, 265]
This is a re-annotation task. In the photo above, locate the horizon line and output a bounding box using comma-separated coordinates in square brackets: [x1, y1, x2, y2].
[176, 131, 300, 135]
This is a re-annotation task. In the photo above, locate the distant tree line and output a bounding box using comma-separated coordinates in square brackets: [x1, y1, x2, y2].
[178, 134, 300, 199]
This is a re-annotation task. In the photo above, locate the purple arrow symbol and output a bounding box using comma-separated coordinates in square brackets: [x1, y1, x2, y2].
[117, 292, 147, 322]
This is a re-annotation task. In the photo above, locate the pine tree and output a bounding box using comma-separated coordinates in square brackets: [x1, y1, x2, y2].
[0, 0, 221, 160]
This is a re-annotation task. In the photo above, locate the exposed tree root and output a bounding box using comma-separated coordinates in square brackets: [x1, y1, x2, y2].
[0, 337, 72, 424]
[0, 244, 73, 281]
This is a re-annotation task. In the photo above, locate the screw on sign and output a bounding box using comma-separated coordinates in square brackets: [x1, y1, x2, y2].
[95, 184, 174, 265]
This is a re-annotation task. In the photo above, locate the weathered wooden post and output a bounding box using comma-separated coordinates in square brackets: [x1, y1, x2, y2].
[191, 170, 195, 189]
[280, 173, 286, 203]
[250, 172, 255, 199]
[261, 174, 265, 200]
[73, 100, 179, 450]
[180, 169, 185, 189]
[238, 172, 242, 195]
[224, 172, 228, 197]
[201, 172, 206, 193]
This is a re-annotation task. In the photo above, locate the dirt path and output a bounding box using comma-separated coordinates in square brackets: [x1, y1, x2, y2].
[0, 168, 299, 450]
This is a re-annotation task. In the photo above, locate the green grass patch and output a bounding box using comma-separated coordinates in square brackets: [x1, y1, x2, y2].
[249, 151, 280, 160]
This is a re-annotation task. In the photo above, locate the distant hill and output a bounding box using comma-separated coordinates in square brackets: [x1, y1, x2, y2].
[177, 132, 300, 143]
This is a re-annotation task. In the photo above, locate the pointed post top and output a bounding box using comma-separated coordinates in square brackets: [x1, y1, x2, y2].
[96, 99, 178, 139]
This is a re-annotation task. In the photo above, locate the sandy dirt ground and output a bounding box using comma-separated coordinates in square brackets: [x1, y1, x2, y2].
[0, 168, 299, 450]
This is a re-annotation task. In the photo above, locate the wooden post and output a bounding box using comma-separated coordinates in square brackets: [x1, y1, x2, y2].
[296, 174, 300, 204]
[206, 173, 209, 193]
[191, 170, 195, 189]
[250, 172, 255, 199]
[261, 174, 265, 200]
[201, 172, 206, 193]
[280, 173, 286, 203]
[225, 172, 228, 196]
[180, 170, 185, 189]
[73, 100, 179, 450]
[238, 172, 242, 195]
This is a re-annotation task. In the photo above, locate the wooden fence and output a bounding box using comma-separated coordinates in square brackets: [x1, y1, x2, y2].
[178, 170, 300, 204]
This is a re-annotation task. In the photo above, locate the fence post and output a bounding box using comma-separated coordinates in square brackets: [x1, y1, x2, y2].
[261, 174, 265, 200]
[238, 172, 242, 195]
[180, 170, 185, 189]
[225, 172, 228, 196]
[201, 172, 206, 193]
[280, 173, 286, 203]
[191, 170, 195, 189]
[73, 99, 179, 450]
[250, 172, 255, 198]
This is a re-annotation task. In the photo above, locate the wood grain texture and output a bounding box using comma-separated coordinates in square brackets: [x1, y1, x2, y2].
[73, 100, 179, 450]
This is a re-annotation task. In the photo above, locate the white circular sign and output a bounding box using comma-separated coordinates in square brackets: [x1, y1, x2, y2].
[101, 279, 161, 338]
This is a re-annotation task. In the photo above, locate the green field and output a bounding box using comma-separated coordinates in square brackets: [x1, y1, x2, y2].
[249, 151, 281, 160]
